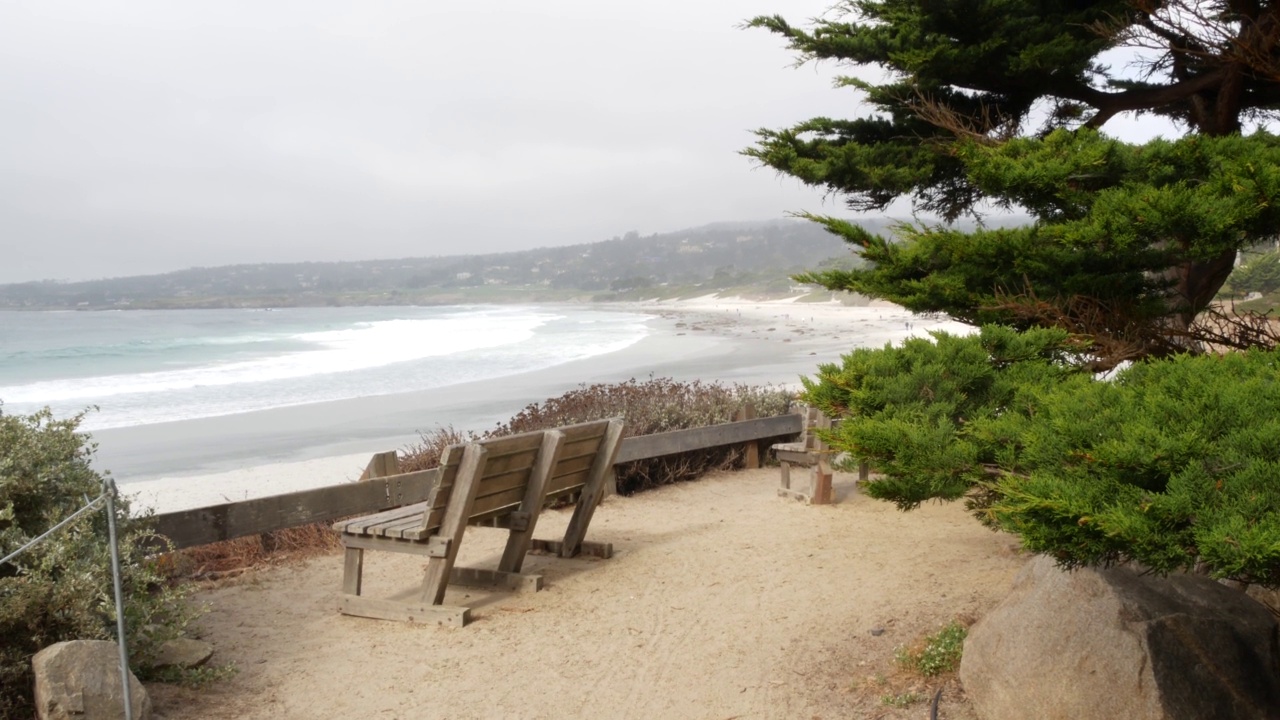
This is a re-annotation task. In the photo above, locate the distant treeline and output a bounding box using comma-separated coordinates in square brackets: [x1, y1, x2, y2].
[1, 218, 897, 310]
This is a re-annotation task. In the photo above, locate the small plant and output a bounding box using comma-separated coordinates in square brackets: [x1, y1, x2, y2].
[148, 661, 238, 688]
[880, 692, 925, 708]
[895, 620, 968, 677]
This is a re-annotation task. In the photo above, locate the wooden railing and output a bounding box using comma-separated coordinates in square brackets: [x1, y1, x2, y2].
[150, 413, 802, 550]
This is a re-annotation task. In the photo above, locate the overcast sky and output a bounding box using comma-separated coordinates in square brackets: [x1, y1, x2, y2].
[1, 2, 1182, 285]
[0, 0, 862, 283]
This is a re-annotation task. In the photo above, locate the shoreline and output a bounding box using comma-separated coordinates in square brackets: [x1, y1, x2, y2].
[107, 296, 970, 512]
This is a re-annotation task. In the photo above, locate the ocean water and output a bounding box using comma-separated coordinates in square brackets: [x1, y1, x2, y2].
[0, 306, 652, 431]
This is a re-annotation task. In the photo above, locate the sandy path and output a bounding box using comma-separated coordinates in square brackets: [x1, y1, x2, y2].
[150, 468, 1025, 720]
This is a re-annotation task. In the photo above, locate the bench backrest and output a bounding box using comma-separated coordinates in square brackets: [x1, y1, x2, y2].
[419, 418, 622, 534]
[792, 404, 830, 452]
[542, 419, 620, 501]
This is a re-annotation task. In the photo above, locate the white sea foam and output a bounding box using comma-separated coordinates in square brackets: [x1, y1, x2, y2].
[0, 312, 550, 404]
[0, 306, 652, 431]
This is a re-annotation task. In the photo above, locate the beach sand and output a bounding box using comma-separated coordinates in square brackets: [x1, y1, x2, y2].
[148, 466, 1025, 720]
[111, 296, 969, 513]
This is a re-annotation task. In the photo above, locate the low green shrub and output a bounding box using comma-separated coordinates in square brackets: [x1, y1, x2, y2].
[806, 325, 1280, 587]
[401, 378, 793, 494]
[0, 407, 201, 716]
[805, 325, 1086, 509]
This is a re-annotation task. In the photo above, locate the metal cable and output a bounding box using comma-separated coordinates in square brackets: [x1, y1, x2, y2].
[0, 493, 107, 567]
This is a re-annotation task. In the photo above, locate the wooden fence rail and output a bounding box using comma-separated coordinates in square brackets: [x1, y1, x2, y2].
[150, 413, 803, 550]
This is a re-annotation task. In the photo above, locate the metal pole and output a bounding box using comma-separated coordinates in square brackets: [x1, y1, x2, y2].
[103, 479, 133, 720]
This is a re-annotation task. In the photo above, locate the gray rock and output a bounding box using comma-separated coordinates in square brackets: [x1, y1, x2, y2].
[151, 638, 213, 670]
[33, 640, 152, 720]
[961, 556, 1280, 720]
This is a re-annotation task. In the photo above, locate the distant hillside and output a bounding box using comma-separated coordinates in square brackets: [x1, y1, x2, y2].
[1, 218, 893, 310]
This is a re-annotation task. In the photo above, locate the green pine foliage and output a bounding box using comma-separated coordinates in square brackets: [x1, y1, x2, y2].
[804, 326, 1085, 508]
[792, 130, 1280, 356]
[754, 0, 1280, 590]
[749, 1, 1280, 358]
[805, 330, 1280, 587]
[746, 0, 1135, 219]
[0, 407, 199, 716]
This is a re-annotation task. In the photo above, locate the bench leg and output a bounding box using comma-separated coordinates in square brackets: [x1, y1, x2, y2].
[811, 458, 833, 505]
[560, 420, 623, 559]
[779, 460, 792, 489]
[342, 546, 364, 596]
[421, 445, 487, 605]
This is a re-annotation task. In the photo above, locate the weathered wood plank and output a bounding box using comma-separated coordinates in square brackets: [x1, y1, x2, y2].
[420, 444, 487, 605]
[337, 595, 469, 627]
[449, 566, 543, 592]
[557, 421, 609, 444]
[546, 452, 596, 480]
[613, 414, 801, 463]
[467, 485, 528, 521]
[359, 450, 400, 481]
[342, 547, 363, 595]
[334, 501, 426, 534]
[471, 431, 548, 457]
[528, 538, 613, 559]
[473, 467, 536, 501]
[542, 467, 591, 496]
[341, 533, 439, 556]
[154, 470, 437, 550]
[559, 419, 624, 558]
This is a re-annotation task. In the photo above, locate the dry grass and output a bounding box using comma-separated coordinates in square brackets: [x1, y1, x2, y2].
[398, 425, 469, 473]
[159, 523, 342, 580]
[402, 377, 794, 495]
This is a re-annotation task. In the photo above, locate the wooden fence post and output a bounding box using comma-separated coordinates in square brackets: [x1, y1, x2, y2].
[735, 404, 759, 468]
[359, 451, 400, 481]
[812, 413, 834, 505]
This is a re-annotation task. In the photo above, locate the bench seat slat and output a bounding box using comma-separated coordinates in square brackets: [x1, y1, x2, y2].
[335, 502, 427, 533]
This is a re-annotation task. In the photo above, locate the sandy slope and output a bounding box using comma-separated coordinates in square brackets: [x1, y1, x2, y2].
[150, 467, 1025, 720]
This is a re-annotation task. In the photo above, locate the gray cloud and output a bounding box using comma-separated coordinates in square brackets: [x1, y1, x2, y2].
[0, 0, 861, 282]
[0, 1, 1184, 284]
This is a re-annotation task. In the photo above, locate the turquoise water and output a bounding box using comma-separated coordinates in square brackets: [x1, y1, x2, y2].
[0, 306, 651, 430]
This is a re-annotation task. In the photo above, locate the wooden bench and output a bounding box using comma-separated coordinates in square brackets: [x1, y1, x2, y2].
[773, 405, 835, 505]
[333, 418, 624, 626]
[773, 406, 870, 505]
